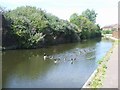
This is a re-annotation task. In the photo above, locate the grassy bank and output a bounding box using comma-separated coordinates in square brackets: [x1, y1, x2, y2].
[84, 40, 118, 88]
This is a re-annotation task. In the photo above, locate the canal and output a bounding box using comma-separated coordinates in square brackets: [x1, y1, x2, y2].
[2, 38, 113, 88]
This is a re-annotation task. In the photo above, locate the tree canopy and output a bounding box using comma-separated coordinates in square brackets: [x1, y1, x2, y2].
[2, 6, 101, 49]
[70, 10, 101, 39]
[82, 9, 97, 23]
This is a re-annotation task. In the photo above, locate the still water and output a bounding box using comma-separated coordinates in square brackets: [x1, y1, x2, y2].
[2, 38, 113, 88]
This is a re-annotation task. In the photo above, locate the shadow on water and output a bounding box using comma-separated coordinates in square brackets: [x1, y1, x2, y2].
[2, 51, 55, 87]
[2, 38, 113, 88]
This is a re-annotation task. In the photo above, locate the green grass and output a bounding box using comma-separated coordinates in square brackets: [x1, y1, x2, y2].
[118, 39, 120, 44]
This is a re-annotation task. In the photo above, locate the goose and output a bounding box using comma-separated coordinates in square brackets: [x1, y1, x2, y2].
[86, 49, 90, 52]
[49, 56, 54, 59]
[90, 47, 95, 51]
[84, 49, 90, 53]
[64, 58, 66, 61]
[71, 59, 74, 64]
[79, 50, 83, 54]
[43, 53, 47, 60]
[58, 57, 60, 61]
[74, 58, 76, 61]
[90, 48, 94, 52]
[84, 49, 87, 53]
[86, 56, 96, 60]
[54, 59, 57, 64]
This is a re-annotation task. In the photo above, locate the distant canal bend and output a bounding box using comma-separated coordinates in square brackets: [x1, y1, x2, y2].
[2, 38, 113, 88]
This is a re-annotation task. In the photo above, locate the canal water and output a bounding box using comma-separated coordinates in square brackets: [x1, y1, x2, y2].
[2, 38, 113, 88]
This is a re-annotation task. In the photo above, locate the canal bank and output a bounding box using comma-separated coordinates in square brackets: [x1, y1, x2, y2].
[82, 38, 118, 88]
[102, 44, 118, 88]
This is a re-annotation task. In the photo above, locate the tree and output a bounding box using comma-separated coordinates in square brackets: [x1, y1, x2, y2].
[3, 6, 81, 48]
[3, 6, 48, 48]
[82, 9, 97, 23]
[2, 7, 101, 49]
[69, 13, 78, 21]
[69, 9, 101, 40]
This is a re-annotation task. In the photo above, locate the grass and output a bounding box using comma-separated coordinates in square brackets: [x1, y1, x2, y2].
[87, 41, 117, 88]
[118, 39, 120, 44]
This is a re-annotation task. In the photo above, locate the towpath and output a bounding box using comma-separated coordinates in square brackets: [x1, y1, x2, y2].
[102, 44, 118, 88]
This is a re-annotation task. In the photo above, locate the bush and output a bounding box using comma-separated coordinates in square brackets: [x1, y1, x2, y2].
[102, 30, 112, 34]
[3, 6, 81, 48]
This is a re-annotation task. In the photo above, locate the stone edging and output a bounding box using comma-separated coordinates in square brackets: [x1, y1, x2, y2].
[82, 68, 98, 88]
[82, 39, 117, 88]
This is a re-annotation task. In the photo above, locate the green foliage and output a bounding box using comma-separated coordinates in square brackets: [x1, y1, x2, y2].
[102, 30, 112, 34]
[2, 6, 101, 49]
[4, 6, 48, 48]
[3, 6, 80, 48]
[82, 9, 97, 23]
[70, 11, 101, 40]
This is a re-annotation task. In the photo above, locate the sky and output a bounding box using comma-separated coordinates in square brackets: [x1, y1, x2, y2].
[0, 0, 119, 27]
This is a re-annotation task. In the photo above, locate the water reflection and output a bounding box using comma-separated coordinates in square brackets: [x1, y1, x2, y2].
[2, 38, 113, 88]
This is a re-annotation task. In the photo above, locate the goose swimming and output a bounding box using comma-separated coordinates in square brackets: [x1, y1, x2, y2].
[49, 56, 53, 59]
[43, 53, 47, 60]
[74, 58, 76, 61]
[64, 58, 66, 61]
[54, 59, 57, 64]
[71, 59, 74, 64]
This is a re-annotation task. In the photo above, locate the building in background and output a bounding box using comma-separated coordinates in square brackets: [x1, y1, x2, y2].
[102, 24, 120, 39]
[102, 24, 117, 31]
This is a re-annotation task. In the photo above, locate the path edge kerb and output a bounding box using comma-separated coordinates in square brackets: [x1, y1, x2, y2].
[82, 38, 117, 88]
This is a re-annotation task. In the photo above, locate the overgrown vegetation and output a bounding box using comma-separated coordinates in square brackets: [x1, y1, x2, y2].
[102, 30, 113, 34]
[88, 41, 117, 88]
[2, 6, 101, 49]
[69, 9, 101, 40]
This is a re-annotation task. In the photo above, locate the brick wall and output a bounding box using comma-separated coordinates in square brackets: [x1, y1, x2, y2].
[112, 30, 120, 39]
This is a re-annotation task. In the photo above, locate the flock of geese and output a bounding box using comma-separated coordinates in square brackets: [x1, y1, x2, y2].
[43, 47, 96, 64]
